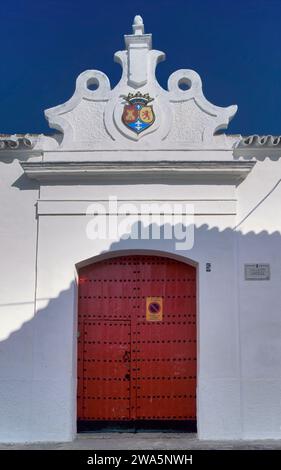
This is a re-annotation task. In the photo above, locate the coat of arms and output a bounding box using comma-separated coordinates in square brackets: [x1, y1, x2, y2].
[122, 92, 155, 134]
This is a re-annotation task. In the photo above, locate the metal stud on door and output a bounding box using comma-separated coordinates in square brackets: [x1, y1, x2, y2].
[77, 255, 196, 426]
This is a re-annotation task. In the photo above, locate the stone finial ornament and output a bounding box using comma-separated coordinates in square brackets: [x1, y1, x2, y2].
[133, 15, 144, 35]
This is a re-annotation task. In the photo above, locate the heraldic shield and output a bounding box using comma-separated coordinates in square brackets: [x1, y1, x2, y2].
[122, 92, 155, 134]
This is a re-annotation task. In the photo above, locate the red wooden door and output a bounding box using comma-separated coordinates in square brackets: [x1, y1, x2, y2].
[77, 255, 196, 423]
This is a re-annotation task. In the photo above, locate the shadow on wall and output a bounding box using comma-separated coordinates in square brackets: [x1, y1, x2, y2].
[0, 222, 281, 441]
[0, 280, 77, 442]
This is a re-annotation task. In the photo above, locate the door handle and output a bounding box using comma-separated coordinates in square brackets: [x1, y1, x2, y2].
[123, 351, 130, 362]
[124, 373, 130, 381]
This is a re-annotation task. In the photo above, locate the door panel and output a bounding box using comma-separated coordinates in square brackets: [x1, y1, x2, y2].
[78, 320, 131, 420]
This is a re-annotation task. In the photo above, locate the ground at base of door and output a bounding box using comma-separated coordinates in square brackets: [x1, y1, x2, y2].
[1, 433, 281, 450]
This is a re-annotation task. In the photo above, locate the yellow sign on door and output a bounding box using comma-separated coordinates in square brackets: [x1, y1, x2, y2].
[146, 297, 163, 321]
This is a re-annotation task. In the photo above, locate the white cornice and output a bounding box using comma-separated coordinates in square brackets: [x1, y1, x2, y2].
[21, 160, 255, 184]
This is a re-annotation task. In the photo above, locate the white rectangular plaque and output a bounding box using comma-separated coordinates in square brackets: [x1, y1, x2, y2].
[244, 264, 270, 281]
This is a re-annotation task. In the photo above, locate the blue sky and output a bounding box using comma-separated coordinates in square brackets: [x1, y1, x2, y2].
[0, 0, 280, 135]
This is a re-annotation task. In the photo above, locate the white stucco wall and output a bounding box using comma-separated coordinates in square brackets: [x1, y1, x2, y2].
[0, 158, 39, 442]
[236, 160, 281, 439]
[1, 153, 281, 443]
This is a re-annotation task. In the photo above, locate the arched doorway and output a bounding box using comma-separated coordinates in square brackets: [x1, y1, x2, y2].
[77, 254, 197, 431]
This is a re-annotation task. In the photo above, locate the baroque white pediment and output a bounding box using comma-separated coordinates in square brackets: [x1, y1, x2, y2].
[45, 15, 238, 150]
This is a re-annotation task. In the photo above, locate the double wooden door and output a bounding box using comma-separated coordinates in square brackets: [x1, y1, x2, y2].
[77, 255, 196, 424]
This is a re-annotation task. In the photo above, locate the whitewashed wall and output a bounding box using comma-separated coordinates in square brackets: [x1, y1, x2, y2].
[236, 159, 281, 439]
[0, 158, 39, 442]
[0, 149, 281, 442]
